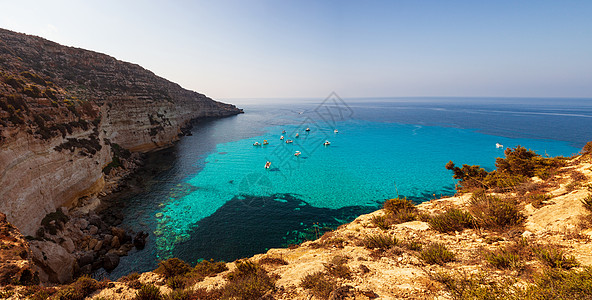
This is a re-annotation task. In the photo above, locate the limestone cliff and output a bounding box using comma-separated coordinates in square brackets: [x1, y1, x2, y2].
[0, 28, 242, 235]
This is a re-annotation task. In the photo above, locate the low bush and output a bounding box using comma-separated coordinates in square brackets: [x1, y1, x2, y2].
[428, 208, 474, 233]
[581, 194, 592, 212]
[362, 233, 398, 250]
[300, 271, 335, 300]
[192, 259, 228, 277]
[220, 260, 275, 300]
[135, 284, 162, 300]
[526, 193, 552, 209]
[166, 275, 187, 290]
[324, 256, 351, 279]
[419, 243, 455, 265]
[468, 193, 524, 231]
[482, 247, 523, 270]
[534, 245, 579, 269]
[154, 258, 191, 279]
[370, 215, 390, 229]
[445, 161, 489, 191]
[53, 275, 104, 300]
[431, 271, 516, 300]
[523, 267, 592, 299]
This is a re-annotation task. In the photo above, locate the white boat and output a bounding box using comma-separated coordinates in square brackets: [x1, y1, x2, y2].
[280, 135, 284, 140]
[282, 130, 286, 134]
[295, 133, 299, 138]
[323, 140, 331, 146]
[294, 151, 301, 156]
[264, 161, 271, 169]
[253, 142, 261, 146]
[496, 143, 503, 148]
[305, 128, 310, 132]
[263, 140, 269, 145]
[334, 129, 338, 133]
[285, 139, 293, 144]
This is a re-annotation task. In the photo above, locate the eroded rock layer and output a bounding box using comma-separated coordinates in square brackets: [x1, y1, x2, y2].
[0, 28, 241, 235]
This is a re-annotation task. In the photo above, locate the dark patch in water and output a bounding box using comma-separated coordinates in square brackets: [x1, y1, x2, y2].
[218, 152, 228, 155]
[172, 193, 376, 264]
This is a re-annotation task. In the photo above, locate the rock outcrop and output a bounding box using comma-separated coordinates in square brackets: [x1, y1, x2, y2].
[0, 28, 242, 235]
[0, 212, 38, 286]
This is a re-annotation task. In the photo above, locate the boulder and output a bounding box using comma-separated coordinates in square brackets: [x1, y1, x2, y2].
[103, 253, 120, 271]
[29, 241, 75, 283]
[133, 231, 149, 250]
[111, 236, 120, 249]
[60, 237, 75, 253]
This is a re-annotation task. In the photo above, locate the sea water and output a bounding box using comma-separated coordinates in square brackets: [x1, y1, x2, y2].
[108, 97, 590, 278]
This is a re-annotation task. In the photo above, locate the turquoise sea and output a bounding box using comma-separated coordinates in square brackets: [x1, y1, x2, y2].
[107, 97, 591, 278]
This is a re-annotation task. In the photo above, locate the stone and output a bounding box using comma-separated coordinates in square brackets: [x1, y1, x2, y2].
[94, 240, 104, 251]
[111, 236, 120, 249]
[133, 231, 149, 250]
[80, 264, 92, 275]
[78, 218, 89, 230]
[78, 252, 94, 267]
[111, 227, 125, 241]
[88, 239, 98, 250]
[103, 253, 120, 271]
[103, 234, 113, 245]
[89, 225, 99, 235]
[60, 237, 75, 253]
[29, 241, 75, 284]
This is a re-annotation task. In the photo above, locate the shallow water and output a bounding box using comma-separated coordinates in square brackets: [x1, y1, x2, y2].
[107, 97, 589, 278]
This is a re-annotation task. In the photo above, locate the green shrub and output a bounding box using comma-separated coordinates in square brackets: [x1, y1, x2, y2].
[53, 275, 103, 300]
[482, 248, 523, 270]
[370, 215, 390, 229]
[192, 259, 228, 277]
[468, 194, 524, 231]
[383, 197, 415, 213]
[582, 194, 592, 212]
[428, 208, 474, 233]
[362, 233, 398, 250]
[135, 284, 162, 300]
[220, 260, 275, 300]
[324, 256, 351, 279]
[300, 271, 335, 300]
[522, 267, 592, 299]
[431, 271, 517, 300]
[419, 243, 455, 265]
[527, 193, 552, 209]
[534, 245, 579, 269]
[154, 258, 191, 279]
[445, 161, 489, 191]
[581, 141, 592, 156]
[166, 275, 187, 290]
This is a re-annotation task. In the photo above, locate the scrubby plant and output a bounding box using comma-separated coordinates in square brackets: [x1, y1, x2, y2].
[220, 260, 275, 300]
[324, 256, 351, 279]
[522, 267, 592, 299]
[192, 259, 228, 277]
[468, 193, 524, 231]
[166, 275, 187, 290]
[370, 215, 390, 229]
[533, 245, 579, 269]
[482, 247, 523, 270]
[381, 197, 419, 225]
[135, 284, 162, 300]
[527, 193, 553, 209]
[427, 208, 474, 233]
[300, 271, 336, 300]
[154, 258, 191, 279]
[430, 270, 517, 300]
[581, 141, 592, 156]
[362, 233, 398, 250]
[581, 194, 592, 212]
[53, 275, 104, 300]
[445, 161, 489, 191]
[419, 243, 455, 265]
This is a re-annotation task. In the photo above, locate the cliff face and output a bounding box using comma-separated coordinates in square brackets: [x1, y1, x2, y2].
[0, 28, 242, 235]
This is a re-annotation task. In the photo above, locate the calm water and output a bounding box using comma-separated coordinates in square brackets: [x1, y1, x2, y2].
[108, 97, 590, 278]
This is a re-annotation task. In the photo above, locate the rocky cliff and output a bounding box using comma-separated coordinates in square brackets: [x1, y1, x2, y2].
[0, 28, 242, 235]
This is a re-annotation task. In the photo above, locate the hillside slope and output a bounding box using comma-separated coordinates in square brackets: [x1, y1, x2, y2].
[0, 28, 241, 235]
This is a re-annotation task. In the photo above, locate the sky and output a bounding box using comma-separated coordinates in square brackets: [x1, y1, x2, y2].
[1, 0, 591, 100]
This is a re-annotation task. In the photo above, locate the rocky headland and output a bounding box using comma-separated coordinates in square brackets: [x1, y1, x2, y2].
[0, 28, 241, 285]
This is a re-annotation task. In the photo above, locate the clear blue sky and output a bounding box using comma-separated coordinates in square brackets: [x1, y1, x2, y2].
[1, 0, 591, 99]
